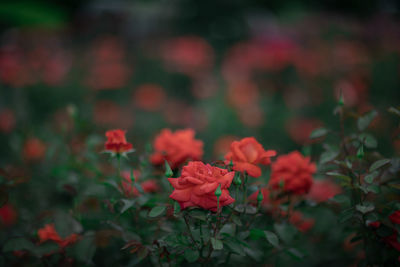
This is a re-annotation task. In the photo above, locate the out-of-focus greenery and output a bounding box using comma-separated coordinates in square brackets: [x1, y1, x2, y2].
[0, 0, 399, 266]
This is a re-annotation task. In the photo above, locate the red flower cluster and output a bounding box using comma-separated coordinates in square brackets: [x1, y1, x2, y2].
[269, 151, 316, 195]
[104, 129, 133, 154]
[150, 129, 203, 169]
[168, 161, 235, 211]
[38, 224, 79, 248]
[224, 137, 276, 178]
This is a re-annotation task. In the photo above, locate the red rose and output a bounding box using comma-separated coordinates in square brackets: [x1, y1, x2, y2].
[0, 204, 17, 227]
[269, 151, 316, 195]
[224, 137, 276, 178]
[389, 210, 400, 225]
[307, 179, 341, 203]
[104, 129, 133, 154]
[38, 224, 78, 248]
[23, 138, 46, 161]
[121, 171, 160, 198]
[150, 129, 203, 169]
[168, 161, 235, 211]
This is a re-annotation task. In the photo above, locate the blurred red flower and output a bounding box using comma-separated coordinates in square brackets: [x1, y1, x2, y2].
[0, 204, 17, 227]
[389, 210, 400, 225]
[286, 118, 324, 145]
[168, 161, 234, 211]
[23, 138, 46, 161]
[161, 36, 213, 76]
[150, 129, 203, 169]
[224, 137, 276, 178]
[133, 84, 166, 111]
[38, 224, 78, 248]
[307, 179, 341, 203]
[0, 109, 16, 133]
[104, 129, 133, 154]
[269, 151, 315, 195]
[384, 231, 400, 251]
[288, 211, 315, 232]
[367, 221, 381, 228]
[213, 135, 239, 158]
[86, 37, 130, 90]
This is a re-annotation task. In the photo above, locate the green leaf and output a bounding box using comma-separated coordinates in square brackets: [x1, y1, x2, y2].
[67, 233, 95, 263]
[189, 210, 206, 221]
[364, 171, 379, 183]
[264, 231, 279, 248]
[232, 215, 242, 226]
[210, 237, 223, 250]
[2, 238, 36, 253]
[359, 133, 377, 149]
[148, 206, 166, 218]
[357, 110, 377, 131]
[369, 159, 391, 172]
[309, 128, 328, 139]
[120, 199, 135, 214]
[388, 107, 400, 117]
[326, 172, 351, 182]
[366, 185, 380, 194]
[224, 239, 245, 256]
[274, 223, 297, 243]
[164, 160, 173, 178]
[339, 210, 354, 223]
[320, 150, 339, 164]
[330, 194, 350, 205]
[286, 248, 304, 260]
[184, 249, 199, 262]
[249, 229, 265, 240]
[54, 212, 81, 239]
[356, 204, 374, 214]
[34, 242, 59, 257]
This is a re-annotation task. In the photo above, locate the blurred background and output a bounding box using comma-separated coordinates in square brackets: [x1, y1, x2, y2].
[0, 0, 400, 161]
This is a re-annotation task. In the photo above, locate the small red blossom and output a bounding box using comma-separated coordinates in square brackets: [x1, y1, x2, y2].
[23, 138, 46, 161]
[150, 129, 203, 169]
[269, 151, 316, 195]
[104, 129, 133, 154]
[224, 137, 276, 178]
[38, 224, 78, 248]
[0, 204, 17, 227]
[168, 161, 235, 211]
[367, 221, 381, 228]
[389, 210, 400, 225]
[288, 211, 315, 232]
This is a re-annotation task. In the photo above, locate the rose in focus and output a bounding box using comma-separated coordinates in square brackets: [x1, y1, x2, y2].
[168, 161, 234, 211]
